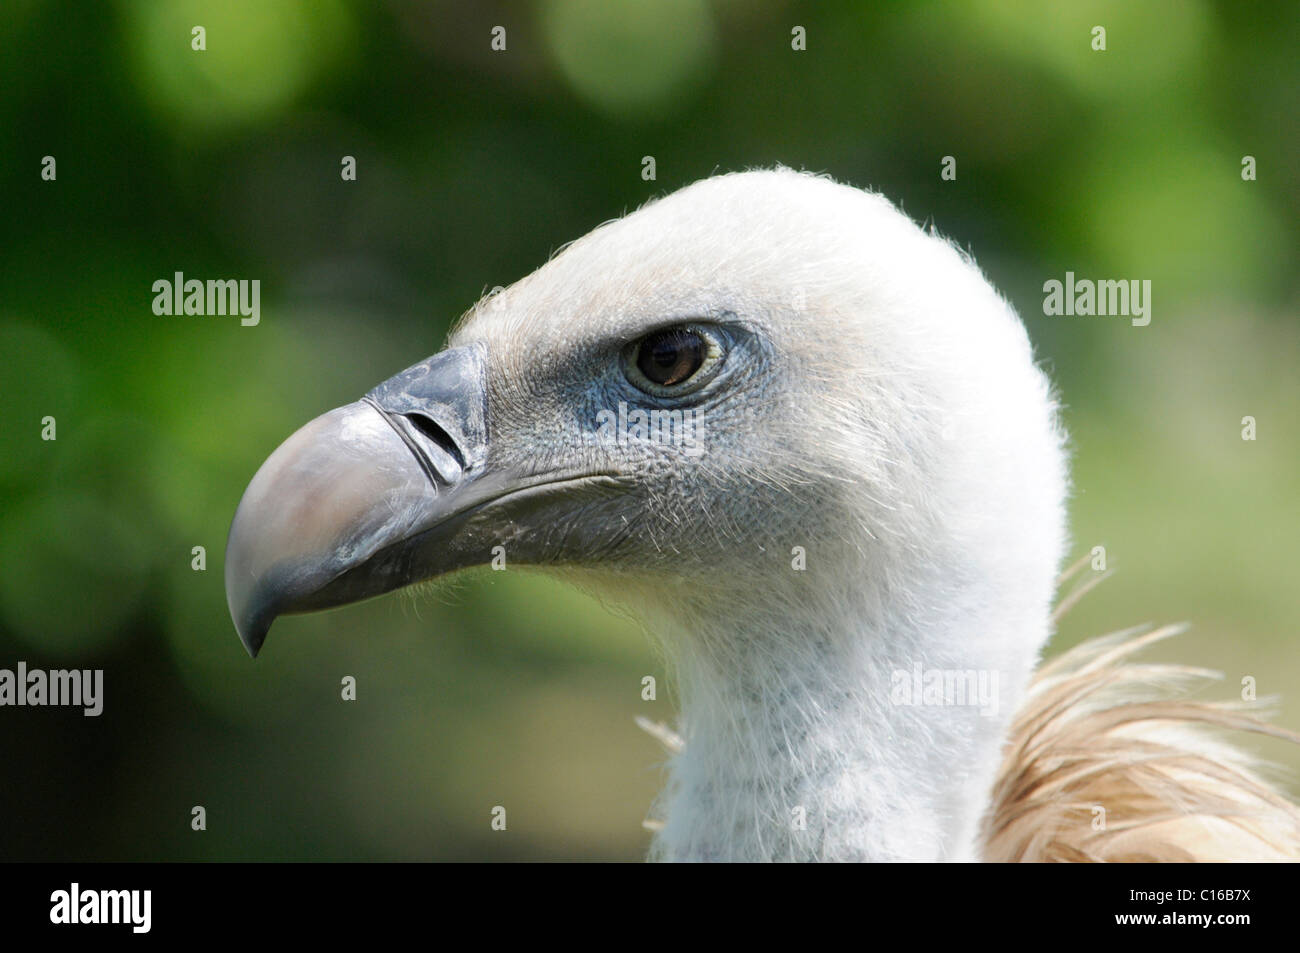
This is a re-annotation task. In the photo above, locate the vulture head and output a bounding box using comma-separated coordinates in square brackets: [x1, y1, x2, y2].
[227, 169, 1071, 860]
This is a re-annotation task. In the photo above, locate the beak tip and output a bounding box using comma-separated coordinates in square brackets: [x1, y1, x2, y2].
[230, 591, 271, 659]
[238, 625, 266, 659]
[226, 539, 267, 658]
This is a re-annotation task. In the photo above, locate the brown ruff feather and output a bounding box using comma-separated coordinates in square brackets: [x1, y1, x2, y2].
[981, 561, 1300, 862]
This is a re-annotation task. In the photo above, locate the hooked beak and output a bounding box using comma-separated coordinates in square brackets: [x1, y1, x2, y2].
[225, 344, 498, 657]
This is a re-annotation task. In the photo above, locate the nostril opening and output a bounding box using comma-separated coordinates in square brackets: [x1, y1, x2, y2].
[405, 413, 466, 470]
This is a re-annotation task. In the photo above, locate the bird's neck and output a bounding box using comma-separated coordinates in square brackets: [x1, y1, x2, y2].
[646, 577, 1042, 862]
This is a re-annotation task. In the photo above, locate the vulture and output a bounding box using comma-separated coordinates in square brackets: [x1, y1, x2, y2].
[225, 169, 1300, 862]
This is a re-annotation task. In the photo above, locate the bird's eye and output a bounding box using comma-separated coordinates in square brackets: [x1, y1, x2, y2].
[639, 328, 704, 385]
[625, 325, 722, 396]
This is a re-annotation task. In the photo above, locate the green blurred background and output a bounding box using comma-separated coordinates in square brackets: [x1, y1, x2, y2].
[0, 0, 1296, 861]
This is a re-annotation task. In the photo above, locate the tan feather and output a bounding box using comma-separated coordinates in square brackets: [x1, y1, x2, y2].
[982, 585, 1300, 862]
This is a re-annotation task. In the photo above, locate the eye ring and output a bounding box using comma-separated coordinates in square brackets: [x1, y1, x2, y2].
[624, 324, 723, 397]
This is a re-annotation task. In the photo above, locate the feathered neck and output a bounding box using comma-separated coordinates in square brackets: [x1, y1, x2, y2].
[641, 565, 1050, 862]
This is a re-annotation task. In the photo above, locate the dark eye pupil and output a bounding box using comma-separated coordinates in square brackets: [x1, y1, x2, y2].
[638, 328, 705, 386]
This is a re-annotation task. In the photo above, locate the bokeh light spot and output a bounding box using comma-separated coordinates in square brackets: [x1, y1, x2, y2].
[119, 0, 354, 132]
[539, 0, 715, 116]
[0, 320, 78, 485]
[0, 493, 151, 656]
